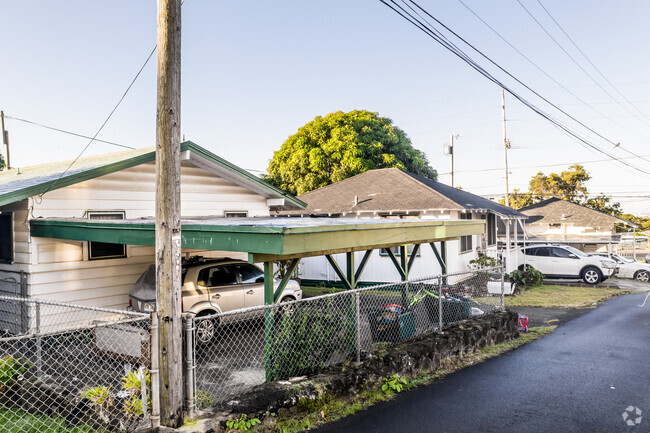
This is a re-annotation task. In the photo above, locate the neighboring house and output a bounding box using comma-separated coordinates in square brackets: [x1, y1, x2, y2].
[0, 141, 304, 311]
[275, 168, 527, 284]
[518, 197, 636, 253]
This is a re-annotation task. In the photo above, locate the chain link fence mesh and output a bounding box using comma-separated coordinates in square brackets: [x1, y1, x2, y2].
[0, 296, 152, 432]
[191, 267, 504, 408]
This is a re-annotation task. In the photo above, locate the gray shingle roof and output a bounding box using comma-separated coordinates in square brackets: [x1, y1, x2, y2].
[518, 197, 635, 228]
[279, 168, 525, 218]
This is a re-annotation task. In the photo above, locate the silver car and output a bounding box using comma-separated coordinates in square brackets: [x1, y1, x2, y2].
[128, 257, 302, 343]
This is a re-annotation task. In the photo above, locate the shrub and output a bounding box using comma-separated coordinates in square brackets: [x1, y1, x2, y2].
[121, 368, 151, 419]
[508, 266, 543, 289]
[0, 356, 30, 391]
[265, 299, 354, 381]
[468, 253, 501, 270]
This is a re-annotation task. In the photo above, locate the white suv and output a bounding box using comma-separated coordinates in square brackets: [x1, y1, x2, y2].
[519, 244, 617, 284]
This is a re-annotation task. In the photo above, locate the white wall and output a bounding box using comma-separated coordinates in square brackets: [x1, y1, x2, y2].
[5, 161, 270, 310]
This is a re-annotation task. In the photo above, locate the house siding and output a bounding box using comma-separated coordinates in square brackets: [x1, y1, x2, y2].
[4, 161, 269, 311]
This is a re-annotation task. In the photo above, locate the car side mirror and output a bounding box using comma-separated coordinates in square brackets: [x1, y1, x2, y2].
[569, 254, 578, 259]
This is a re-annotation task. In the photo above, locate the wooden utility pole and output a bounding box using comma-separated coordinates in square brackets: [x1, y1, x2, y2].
[1, 111, 10, 169]
[156, 0, 183, 427]
[501, 89, 510, 207]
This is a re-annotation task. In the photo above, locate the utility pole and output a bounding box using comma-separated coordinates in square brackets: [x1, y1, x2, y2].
[444, 134, 457, 187]
[501, 89, 510, 207]
[156, 0, 183, 427]
[1, 111, 10, 169]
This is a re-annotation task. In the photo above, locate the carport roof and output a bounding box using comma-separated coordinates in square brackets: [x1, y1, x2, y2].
[30, 216, 485, 262]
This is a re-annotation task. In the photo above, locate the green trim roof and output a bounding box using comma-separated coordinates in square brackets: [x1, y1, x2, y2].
[30, 217, 485, 262]
[0, 141, 305, 209]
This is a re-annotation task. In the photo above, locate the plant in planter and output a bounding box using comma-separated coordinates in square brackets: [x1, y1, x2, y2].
[507, 265, 543, 293]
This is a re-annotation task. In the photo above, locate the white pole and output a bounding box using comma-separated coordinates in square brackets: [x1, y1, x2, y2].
[502, 89, 510, 207]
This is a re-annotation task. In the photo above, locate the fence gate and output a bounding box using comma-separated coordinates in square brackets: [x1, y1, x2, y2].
[0, 271, 27, 334]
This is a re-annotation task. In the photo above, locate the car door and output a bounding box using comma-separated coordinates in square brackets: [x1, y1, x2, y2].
[237, 264, 265, 308]
[531, 247, 553, 275]
[551, 247, 579, 277]
[196, 264, 245, 313]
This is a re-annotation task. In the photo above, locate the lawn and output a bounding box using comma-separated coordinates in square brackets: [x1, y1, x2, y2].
[0, 408, 97, 433]
[503, 284, 628, 308]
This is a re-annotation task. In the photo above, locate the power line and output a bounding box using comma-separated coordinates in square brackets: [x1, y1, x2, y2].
[380, 0, 650, 177]
[516, 0, 650, 129]
[455, 0, 649, 140]
[4, 115, 134, 149]
[39, 45, 157, 198]
[535, 0, 650, 124]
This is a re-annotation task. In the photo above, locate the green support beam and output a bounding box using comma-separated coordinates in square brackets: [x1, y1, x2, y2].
[385, 248, 407, 280]
[263, 262, 274, 381]
[354, 250, 373, 282]
[324, 250, 375, 291]
[325, 255, 353, 291]
[273, 258, 300, 303]
[407, 244, 420, 273]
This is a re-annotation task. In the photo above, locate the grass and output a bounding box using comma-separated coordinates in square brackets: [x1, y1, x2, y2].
[503, 284, 631, 308]
[0, 408, 98, 433]
[271, 326, 555, 433]
[300, 286, 345, 297]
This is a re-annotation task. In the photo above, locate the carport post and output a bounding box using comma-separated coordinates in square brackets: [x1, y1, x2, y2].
[184, 316, 195, 419]
[500, 257, 506, 310]
[263, 262, 274, 381]
[400, 245, 409, 307]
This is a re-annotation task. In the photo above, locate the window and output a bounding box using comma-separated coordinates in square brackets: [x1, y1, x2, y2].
[0, 213, 13, 263]
[535, 247, 550, 257]
[88, 212, 127, 260]
[225, 211, 248, 218]
[197, 265, 238, 287]
[380, 245, 419, 257]
[460, 213, 473, 253]
[551, 247, 573, 258]
[487, 214, 496, 246]
[237, 264, 264, 284]
[524, 247, 538, 256]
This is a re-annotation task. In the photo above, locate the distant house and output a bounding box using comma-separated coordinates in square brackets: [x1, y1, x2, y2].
[518, 197, 636, 252]
[0, 141, 304, 311]
[276, 168, 527, 284]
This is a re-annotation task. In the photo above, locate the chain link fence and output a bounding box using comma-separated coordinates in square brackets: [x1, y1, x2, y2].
[190, 266, 505, 409]
[0, 296, 154, 432]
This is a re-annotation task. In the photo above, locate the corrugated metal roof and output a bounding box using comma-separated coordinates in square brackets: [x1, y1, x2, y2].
[279, 167, 525, 218]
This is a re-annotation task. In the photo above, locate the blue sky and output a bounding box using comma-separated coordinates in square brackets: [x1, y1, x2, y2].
[2, 1, 650, 214]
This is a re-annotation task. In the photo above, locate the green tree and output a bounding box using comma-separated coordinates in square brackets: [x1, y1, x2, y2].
[583, 194, 622, 216]
[0, 153, 5, 171]
[266, 110, 437, 195]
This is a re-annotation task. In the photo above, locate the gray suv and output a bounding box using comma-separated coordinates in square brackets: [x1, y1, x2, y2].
[128, 257, 302, 342]
[519, 244, 617, 284]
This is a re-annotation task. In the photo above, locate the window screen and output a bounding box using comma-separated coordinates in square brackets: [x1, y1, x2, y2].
[88, 212, 126, 260]
[460, 213, 473, 252]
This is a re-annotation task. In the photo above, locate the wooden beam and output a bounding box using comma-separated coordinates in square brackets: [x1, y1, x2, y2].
[155, 0, 183, 427]
[354, 250, 373, 282]
[325, 255, 352, 290]
[385, 248, 406, 280]
[407, 244, 420, 273]
[273, 258, 300, 303]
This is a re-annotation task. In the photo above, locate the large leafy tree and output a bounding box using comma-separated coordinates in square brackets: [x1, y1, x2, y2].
[266, 110, 437, 195]
[502, 164, 624, 216]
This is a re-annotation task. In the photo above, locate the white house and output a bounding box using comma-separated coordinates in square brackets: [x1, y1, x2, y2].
[275, 168, 527, 285]
[0, 141, 305, 311]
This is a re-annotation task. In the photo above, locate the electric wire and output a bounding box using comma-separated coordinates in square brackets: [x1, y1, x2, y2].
[380, 0, 650, 177]
[516, 0, 650, 129]
[535, 0, 650, 124]
[4, 115, 134, 150]
[456, 0, 649, 140]
[38, 46, 157, 198]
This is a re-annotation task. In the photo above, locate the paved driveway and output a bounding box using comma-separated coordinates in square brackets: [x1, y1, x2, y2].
[313, 292, 650, 433]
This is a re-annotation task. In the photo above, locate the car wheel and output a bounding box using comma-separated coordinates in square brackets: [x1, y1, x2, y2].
[634, 270, 650, 283]
[279, 296, 296, 317]
[581, 266, 602, 285]
[195, 312, 218, 345]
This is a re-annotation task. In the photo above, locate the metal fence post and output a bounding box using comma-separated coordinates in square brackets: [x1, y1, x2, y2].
[150, 312, 161, 428]
[35, 301, 42, 377]
[438, 279, 443, 331]
[139, 366, 148, 418]
[500, 258, 506, 311]
[355, 291, 361, 363]
[185, 315, 195, 419]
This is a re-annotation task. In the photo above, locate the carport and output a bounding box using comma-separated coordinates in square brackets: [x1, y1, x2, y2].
[29, 216, 485, 304]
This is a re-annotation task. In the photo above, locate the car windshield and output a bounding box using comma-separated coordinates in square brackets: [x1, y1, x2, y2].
[563, 246, 588, 257]
[614, 254, 635, 263]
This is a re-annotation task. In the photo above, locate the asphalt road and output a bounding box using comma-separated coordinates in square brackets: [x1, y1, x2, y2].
[313, 292, 650, 433]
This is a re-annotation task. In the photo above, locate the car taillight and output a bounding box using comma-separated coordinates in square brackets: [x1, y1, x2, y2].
[181, 297, 184, 312]
[129, 299, 132, 307]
